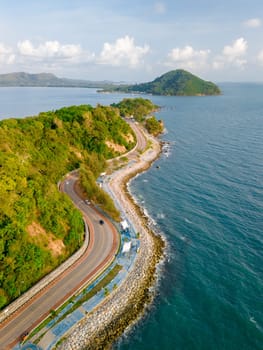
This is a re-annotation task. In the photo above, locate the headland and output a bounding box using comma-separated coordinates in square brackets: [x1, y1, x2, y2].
[55, 123, 165, 349]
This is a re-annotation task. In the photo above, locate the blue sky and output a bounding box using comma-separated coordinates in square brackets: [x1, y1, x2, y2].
[0, 0, 263, 82]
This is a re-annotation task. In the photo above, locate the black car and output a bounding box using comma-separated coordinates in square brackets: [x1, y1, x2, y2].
[99, 219, 104, 225]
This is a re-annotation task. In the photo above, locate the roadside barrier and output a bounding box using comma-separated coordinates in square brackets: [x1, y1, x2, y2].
[0, 208, 90, 324]
[0, 122, 146, 325]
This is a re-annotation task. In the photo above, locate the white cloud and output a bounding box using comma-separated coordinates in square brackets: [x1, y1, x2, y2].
[0, 43, 12, 55]
[154, 2, 166, 14]
[98, 35, 150, 68]
[257, 50, 263, 65]
[17, 40, 82, 59]
[212, 59, 224, 70]
[6, 54, 16, 64]
[222, 37, 248, 67]
[212, 38, 248, 70]
[0, 43, 15, 64]
[223, 38, 247, 58]
[14, 40, 96, 73]
[244, 18, 262, 28]
[166, 45, 210, 70]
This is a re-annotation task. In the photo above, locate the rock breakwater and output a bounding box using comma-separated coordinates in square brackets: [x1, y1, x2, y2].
[56, 130, 165, 350]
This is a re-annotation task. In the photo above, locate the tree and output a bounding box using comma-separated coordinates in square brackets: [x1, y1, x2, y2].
[145, 116, 164, 136]
[0, 98, 156, 308]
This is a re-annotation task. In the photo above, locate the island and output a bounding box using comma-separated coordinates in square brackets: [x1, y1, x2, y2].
[100, 69, 221, 96]
[0, 70, 221, 96]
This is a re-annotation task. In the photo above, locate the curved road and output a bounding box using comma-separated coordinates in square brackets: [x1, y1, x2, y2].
[0, 173, 119, 350]
[0, 121, 146, 350]
[127, 120, 147, 152]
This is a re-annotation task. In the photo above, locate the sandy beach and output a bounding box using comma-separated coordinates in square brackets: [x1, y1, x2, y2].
[56, 124, 165, 349]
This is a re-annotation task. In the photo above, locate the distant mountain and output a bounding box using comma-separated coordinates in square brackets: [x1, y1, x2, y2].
[0, 72, 114, 88]
[101, 70, 221, 96]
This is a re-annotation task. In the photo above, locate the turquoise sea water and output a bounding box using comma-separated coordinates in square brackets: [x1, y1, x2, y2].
[0, 84, 262, 349]
[115, 84, 263, 350]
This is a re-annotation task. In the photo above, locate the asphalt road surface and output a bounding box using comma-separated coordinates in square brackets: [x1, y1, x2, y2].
[128, 120, 147, 152]
[0, 173, 119, 350]
[0, 120, 146, 350]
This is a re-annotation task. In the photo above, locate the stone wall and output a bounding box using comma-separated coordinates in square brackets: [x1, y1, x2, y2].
[0, 220, 89, 324]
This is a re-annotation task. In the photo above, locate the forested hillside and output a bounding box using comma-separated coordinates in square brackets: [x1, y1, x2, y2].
[0, 72, 114, 88]
[111, 97, 158, 121]
[102, 69, 221, 96]
[112, 98, 163, 135]
[0, 102, 138, 309]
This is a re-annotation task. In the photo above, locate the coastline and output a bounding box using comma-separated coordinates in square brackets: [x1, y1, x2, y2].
[56, 127, 165, 349]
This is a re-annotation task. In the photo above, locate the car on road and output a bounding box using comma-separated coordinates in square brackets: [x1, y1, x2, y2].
[99, 219, 104, 225]
[20, 331, 29, 341]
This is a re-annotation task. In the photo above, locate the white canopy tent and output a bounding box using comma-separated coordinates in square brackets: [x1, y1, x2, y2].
[120, 220, 129, 230]
[122, 241, 131, 253]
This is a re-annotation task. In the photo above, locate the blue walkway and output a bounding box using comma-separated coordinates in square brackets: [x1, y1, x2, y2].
[14, 174, 141, 350]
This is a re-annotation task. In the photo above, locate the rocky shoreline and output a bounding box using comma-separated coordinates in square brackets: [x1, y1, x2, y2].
[56, 130, 165, 350]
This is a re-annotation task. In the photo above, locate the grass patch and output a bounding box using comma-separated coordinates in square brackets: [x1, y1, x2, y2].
[145, 139, 153, 151]
[57, 264, 123, 321]
[31, 264, 123, 343]
[28, 295, 75, 340]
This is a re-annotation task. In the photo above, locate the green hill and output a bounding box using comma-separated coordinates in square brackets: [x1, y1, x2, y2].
[102, 69, 221, 96]
[0, 72, 114, 88]
[0, 99, 159, 309]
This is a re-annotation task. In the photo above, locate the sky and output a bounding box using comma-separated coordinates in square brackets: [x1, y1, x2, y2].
[0, 0, 263, 82]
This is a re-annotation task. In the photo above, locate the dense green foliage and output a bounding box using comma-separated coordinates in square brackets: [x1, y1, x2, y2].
[102, 69, 221, 96]
[111, 98, 158, 122]
[0, 102, 135, 308]
[145, 116, 164, 136]
[80, 165, 120, 221]
[112, 98, 163, 136]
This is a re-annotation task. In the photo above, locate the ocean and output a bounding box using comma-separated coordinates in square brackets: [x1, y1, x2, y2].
[0, 84, 262, 350]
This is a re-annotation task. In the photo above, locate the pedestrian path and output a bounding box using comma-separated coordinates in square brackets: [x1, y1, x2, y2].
[17, 214, 139, 350]
[16, 160, 142, 350]
[13, 343, 42, 350]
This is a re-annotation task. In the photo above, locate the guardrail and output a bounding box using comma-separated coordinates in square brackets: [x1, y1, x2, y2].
[0, 122, 142, 325]
[0, 204, 90, 325]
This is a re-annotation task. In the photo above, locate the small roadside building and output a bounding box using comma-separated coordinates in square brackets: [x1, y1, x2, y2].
[122, 241, 131, 253]
[120, 220, 129, 231]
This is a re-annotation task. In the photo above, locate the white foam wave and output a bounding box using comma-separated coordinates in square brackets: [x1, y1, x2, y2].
[184, 218, 192, 224]
[143, 208, 149, 217]
[249, 316, 261, 330]
[157, 213, 165, 219]
[151, 218, 157, 226]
